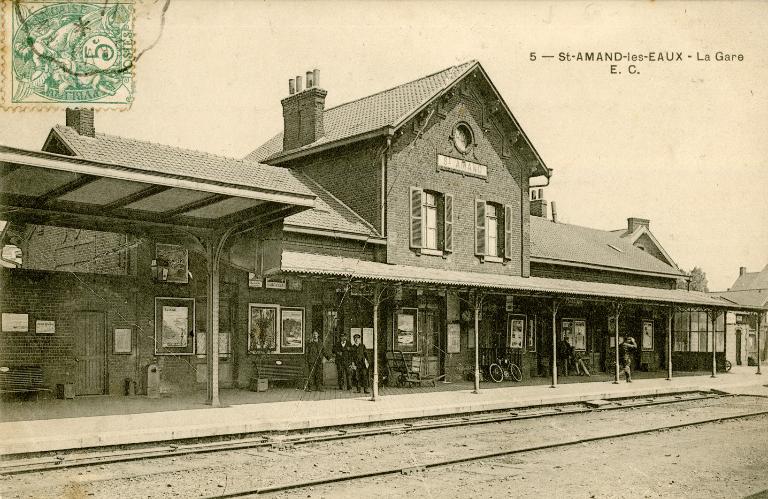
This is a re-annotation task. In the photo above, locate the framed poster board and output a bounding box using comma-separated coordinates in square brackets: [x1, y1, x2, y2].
[526, 316, 536, 352]
[362, 327, 374, 348]
[642, 320, 654, 351]
[36, 320, 56, 335]
[113, 328, 132, 354]
[561, 319, 574, 345]
[154, 297, 195, 355]
[280, 307, 305, 353]
[574, 320, 586, 351]
[2, 313, 28, 332]
[394, 308, 418, 352]
[350, 327, 362, 343]
[248, 304, 278, 353]
[447, 323, 461, 353]
[156, 244, 189, 284]
[508, 315, 525, 349]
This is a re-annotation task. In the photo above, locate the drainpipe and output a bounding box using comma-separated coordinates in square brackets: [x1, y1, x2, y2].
[757, 312, 763, 376]
[550, 299, 559, 388]
[667, 307, 673, 380]
[613, 302, 621, 384]
[710, 309, 718, 378]
[473, 292, 482, 394]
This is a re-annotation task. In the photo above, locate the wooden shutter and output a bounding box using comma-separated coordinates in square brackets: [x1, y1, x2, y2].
[475, 199, 486, 256]
[443, 193, 453, 253]
[410, 186, 424, 249]
[504, 204, 513, 260]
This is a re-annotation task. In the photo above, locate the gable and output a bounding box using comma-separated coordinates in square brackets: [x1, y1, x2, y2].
[247, 60, 549, 178]
[633, 232, 673, 266]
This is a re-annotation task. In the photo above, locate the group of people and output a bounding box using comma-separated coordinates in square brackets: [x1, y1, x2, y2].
[304, 331, 370, 393]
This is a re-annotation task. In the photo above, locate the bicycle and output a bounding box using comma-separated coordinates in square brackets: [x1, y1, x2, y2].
[488, 356, 522, 382]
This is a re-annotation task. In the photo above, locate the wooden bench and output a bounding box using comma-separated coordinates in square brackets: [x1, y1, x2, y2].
[256, 361, 306, 387]
[0, 365, 51, 395]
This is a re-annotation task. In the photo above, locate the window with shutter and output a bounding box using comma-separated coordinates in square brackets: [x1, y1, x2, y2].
[410, 187, 424, 249]
[475, 199, 486, 256]
[504, 204, 513, 260]
[444, 194, 453, 253]
[486, 204, 498, 257]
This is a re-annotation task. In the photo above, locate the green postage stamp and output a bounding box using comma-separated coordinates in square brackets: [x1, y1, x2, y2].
[2, 0, 135, 108]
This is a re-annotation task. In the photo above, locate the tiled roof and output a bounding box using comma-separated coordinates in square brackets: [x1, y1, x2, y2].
[715, 289, 768, 308]
[52, 125, 313, 197]
[245, 61, 478, 162]
[285, 174, 379, 237]
[281, 251, 733, 308]
[529, 216, 683, 277]
[728, 264, 768, 291]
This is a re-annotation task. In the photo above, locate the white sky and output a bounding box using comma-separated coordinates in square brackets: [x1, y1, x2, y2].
[1, 1, 766, 291]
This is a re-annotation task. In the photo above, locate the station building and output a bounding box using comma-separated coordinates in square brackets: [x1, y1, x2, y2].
[1, 61, 758, 400]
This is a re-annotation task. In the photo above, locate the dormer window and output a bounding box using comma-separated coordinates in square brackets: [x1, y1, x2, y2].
[453, 122, 473, 154]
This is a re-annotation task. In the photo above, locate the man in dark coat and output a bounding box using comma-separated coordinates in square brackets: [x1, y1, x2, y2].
[619, 337, 637, 382]
[350, 334, 369, 394]
[305, 330, 329, 391]
[333, 335, 353, 390]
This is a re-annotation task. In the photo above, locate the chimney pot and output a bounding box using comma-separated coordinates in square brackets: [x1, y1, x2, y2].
[627, 217, 650, 233]
[295, 75, 303, 93]
[289, 78, 295, 95]
[537, 188, 543, 199]
[740, 266, 747, 276]
[530, 198, 548, 219]
[65, 107, 95, 137]
[313, 68, 320, 87]
[306, 71, 314, 88]
[281, 69, 327, 151]
[551, 201, 558, 223]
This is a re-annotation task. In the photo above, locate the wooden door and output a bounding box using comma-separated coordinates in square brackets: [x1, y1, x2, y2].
[73, 311, 106, 395]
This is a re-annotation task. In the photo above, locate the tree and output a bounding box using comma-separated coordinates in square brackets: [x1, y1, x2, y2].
[678, 266, 709, 292]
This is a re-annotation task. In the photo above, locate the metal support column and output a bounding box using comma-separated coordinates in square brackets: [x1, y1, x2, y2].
[550, 299, 559, 388]
[205, 228, 235, 407]
[613, 302, 622, 384]
[667, 307, 673, 380]
[757, 312, 763, 375]
[371, 284, 382, 402]
[711, 309, 718, 378]
[473, 292, 481, 394]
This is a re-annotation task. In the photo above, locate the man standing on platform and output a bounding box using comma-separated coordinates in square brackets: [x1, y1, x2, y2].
[333, 334, 353, 390]
[619, 336, 637, 382]
[351, 333, 369, 394]
[305, 330, 329, 391]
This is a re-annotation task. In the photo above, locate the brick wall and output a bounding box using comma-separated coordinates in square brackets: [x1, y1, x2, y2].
[281, 140, 383, 234]
[22, 226, 131, 276]
[386, 82, 528, 276]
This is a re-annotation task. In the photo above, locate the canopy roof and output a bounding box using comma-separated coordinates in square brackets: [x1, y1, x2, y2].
[0, 145, 315, 238]
[280, 251, 756, 310]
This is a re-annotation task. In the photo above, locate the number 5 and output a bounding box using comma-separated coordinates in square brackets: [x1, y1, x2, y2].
[530, 52, 536, 61]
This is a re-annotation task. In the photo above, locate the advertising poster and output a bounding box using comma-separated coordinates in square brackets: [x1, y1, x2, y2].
[156, 244, 189, 284]
[396, 310, 416, 351]
[162, 306, 188, 347]
[574, 320, 587, 351]
[509, 318, 524, 349]
[642, 320, 654, 351]
[281, 308, 304, 349]
[447, 323, 461, 354]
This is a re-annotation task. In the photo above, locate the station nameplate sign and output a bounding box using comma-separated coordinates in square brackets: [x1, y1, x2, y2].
[437, 154, 487, 178]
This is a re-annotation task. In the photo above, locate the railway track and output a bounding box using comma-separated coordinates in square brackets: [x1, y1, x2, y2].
[0, 390, 727, 475]
[211, 407, 768, 498]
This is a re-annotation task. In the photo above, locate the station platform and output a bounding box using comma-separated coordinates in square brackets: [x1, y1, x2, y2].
[1, 367, 764, 455]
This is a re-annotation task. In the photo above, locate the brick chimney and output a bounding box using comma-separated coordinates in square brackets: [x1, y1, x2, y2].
[65, 107, 95, 137]
[282, 68, 326, 151]
[739, 266, 747, 276]
[627, 217, 650, 233]
[529, 188, 548, 218]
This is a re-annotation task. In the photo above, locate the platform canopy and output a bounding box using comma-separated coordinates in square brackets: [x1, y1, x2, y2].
[281, 251, 764, 311]
[0, 145, 316, 239]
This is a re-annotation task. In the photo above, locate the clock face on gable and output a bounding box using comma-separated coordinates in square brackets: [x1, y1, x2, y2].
[453, 123, 473, 154]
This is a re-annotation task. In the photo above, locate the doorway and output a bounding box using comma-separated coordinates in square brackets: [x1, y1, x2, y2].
[736, 329, 742, 365]
[73, 311, 106, 395]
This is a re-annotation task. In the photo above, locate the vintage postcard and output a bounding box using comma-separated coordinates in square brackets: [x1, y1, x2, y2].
[0, 2, 766, 497]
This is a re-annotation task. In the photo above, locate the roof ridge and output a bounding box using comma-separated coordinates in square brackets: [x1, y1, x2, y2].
[55, 124, 270, 167]
[322, 60, 477, 114]
[295, 172, 380, 235]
